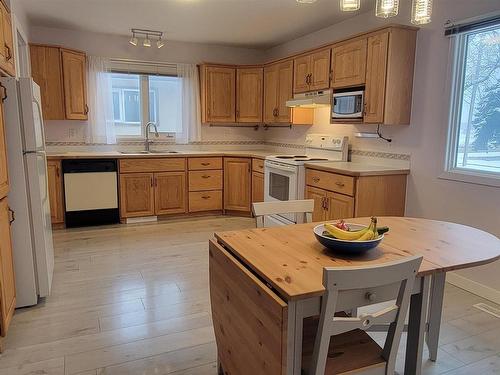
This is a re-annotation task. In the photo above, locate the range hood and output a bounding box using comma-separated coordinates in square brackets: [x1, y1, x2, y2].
[286, 89, 332, 108]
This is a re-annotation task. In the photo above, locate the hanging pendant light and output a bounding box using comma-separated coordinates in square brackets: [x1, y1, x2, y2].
[375, 0, 399, 18]
[340, 0, 360, 11]
[411, 0, 433, 25]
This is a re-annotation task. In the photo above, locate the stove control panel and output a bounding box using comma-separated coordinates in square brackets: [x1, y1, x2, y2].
[305, 134, 348, 150]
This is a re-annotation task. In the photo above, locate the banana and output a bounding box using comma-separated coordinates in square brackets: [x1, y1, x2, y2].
[355, 217, 377, 241]
[324, 222, 369, 241]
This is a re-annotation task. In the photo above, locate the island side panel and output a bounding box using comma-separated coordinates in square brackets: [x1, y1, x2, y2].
[209, 239, 288, 375]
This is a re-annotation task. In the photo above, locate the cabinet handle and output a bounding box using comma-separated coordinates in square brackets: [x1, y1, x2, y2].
[8, 207, 15, 225]
[151, 177, 154, 187]
[201, 162, 210, 166]
[363, 102, 368, 116]
[202, 175, 210, 179]
[202, 195, 210, 200]
[335, 181, 345, 187]
[276, 108, 279, 117]
[0, 82, 7, 102]
[324, 197, 329, 210]
[84, 104, 89, 115]
[236, 109, 240, 118]
[5, 44, 11, 61]
[56, 166, 60, 178]
[312, 177, 320, 183]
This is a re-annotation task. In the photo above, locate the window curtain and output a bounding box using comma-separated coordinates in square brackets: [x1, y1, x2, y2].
[175, 63, 201, 144]
[86, 56, 116, 144]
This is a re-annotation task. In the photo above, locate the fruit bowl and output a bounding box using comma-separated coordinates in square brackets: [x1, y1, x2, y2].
[313, 223, 384, 254]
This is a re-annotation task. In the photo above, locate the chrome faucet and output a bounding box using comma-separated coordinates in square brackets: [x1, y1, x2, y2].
[145, 122, 159, 152]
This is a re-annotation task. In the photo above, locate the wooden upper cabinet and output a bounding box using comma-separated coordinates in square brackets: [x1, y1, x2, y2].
[0, 99, 8, 199]
[154, 172, 187, 215]
[0, 197, 15, 337]
[0, 3, 14, 77]
[30, 45, 66, 120]
[47, 160, 64, 224]
[61, 49, 88, 120]
[293, 49, 331, 93]
[236, 67, 263, 123]
[331, 38, 367, 88]
[364, 32, 389, 124]
[119, 173, 155, 218]
[201, 65, 236, 123]
[276, 60, 293, 123]
[263, 64, 279, 123]
[224, 157, 251, 212]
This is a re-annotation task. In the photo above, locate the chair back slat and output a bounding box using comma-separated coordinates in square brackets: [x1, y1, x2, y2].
[252, 200, 314, 228]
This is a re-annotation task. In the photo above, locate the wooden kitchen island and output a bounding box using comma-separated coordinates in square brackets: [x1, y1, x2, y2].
[209, 217, 500, 375]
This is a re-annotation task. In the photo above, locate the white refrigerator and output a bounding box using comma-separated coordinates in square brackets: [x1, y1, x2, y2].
[1, 77, 54, 307]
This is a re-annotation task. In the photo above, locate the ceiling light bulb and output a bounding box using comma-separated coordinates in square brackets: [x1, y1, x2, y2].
[129, 33, 138, 46]
[411, 0, 432, 25]
[143, 36, 151, 47]
[157, 39, 165, 49]
[375, 0, 399, 18]
[340, 0, 360, 11]
[296, 0, 318, 4]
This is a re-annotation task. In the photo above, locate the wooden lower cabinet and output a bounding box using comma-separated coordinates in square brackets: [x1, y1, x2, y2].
[154, 172, 186, 215]
[224, 157, 251, 212]
[47, 160, 65, 224]
[119, 173, 155, 218]
[251, 171, 264, 203]
[305, 167, 407, 221]
[0, 197, 15, 337]
[209, 240, 287, 375]
[189, 191, 223, 212]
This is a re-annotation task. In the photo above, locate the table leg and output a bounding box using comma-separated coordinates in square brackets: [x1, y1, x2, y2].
[426, 272, 446, 361]
[405, 276, 431, 375]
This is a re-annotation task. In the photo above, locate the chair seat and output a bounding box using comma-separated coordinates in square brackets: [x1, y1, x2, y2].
[302, 316, 386, 375]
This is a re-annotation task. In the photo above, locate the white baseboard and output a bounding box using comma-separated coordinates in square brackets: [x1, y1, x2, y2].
[447, 272, 500, 305]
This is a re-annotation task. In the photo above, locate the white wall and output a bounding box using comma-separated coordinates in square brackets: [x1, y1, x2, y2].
[264, 0, 500, 291]
[29, 26, 267, 144]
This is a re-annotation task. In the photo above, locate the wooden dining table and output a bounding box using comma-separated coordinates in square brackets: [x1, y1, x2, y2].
[209, 217, 500, 375]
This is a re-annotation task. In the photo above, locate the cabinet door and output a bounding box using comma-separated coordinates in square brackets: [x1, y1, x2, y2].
[293, 54, 311, 93]
[0, 99, 8, 199]
[224, 157, 251, 212]
[0, 197, 15, 336]
[154, 172, 187, 215]
[364, 32, 389, 124]
[47, 160, 64, 224]
[331, 38, 367, 88]
[119, 173, 155, 218]
[30, 45, 66, 120]
[204, 66, 236, 123]
[310, 49, 331, 91]
[305, 186, 327, 222]
[276, 60, 293, 123]
[326, 192, 354, 220]
[263, 64, 279, 123]
[61, 49, 88, 120]
[1, 5, 14, 77]
[251, 171, 264, 203]
[236, 67, 263, 123]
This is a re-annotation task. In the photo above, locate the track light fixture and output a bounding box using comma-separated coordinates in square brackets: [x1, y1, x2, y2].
[129, 29, 165, 49]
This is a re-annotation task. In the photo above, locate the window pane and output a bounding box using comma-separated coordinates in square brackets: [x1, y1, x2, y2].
[455, 26, 500, 174]
[110, 73, 142, 136]
[149, 76, 181, 133]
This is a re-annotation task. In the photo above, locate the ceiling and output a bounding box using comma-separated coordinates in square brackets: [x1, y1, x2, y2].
[18, 0, 372, 49]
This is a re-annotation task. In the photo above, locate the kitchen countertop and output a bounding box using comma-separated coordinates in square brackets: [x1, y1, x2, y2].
[304, 161, 410, 177]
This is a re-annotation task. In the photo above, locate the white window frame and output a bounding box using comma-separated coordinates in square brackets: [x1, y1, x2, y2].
[441, 22, 500, 188]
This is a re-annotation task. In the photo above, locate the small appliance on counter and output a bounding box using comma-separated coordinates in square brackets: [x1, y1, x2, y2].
[264, 134, 349, 227]
[62, 159, 119, 227]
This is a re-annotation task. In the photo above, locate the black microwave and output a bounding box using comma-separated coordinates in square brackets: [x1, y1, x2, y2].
[331, 90, 364, 119]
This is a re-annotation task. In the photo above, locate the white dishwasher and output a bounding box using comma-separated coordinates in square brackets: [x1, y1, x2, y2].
[62, 159, 119, 227]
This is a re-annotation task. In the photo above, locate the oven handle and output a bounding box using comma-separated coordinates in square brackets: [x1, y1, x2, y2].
[264, 161, 297, 173]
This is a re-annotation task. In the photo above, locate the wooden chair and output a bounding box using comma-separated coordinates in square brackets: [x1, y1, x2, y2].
[251, 199, 314, 228]
[303, 255, 423, 375]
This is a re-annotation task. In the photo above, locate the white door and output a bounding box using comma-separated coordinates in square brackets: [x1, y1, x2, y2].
[25, 152, 54, 297]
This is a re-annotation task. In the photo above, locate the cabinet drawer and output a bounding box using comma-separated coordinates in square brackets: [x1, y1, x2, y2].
[188, 157, 223, 170]
[189, 190, 223, 212]
[252, 158, 264, 173]
[119, 158, 186, 173]
[306, 169, 355, 196]
[189, 170, 223, 191]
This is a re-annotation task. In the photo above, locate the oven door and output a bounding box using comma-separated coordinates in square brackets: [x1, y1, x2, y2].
[332, 91, 364, 119]
[264, 160, 298, 223]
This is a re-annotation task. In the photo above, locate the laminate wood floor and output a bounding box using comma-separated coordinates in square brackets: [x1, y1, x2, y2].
[0, 216, 498, 374]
